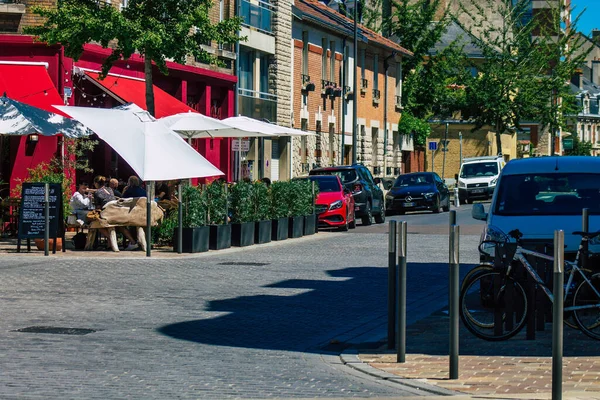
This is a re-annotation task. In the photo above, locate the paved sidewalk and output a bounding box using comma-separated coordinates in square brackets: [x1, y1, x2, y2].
[358, 310, 600, 399]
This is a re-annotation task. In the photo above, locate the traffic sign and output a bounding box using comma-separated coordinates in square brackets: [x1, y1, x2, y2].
[428, 141, 438, 151]
[563, 137, 574, 151]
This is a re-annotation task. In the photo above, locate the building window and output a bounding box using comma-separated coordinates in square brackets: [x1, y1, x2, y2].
[329, 124, 335, 166]
[330, 41, 336, 83]
[302, 31, 309, 76]
[395, 63, 402, 105]
[372, 127, 378, 168]
[373, 54, 379, 91]
[360, 49, 366, 80]
[259, 54, 270, 95]
[120, 0, 128, 10]
[239, 48, 254, 90]
[321, 38, 328, 80]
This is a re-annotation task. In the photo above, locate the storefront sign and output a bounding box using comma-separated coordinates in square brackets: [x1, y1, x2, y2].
[17, 183, 62, 239]
[232, 139, 250, 152]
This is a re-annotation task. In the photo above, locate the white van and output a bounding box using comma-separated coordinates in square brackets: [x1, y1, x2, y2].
[472, 156, 600, 257]
[457, 156, 504, 204]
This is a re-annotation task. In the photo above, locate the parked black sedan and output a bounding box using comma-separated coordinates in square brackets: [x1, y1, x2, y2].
[385, 172, 451, 215]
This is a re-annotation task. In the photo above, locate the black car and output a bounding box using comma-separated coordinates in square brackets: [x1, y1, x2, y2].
[385, 172, 451, 215]
[309, 164, 385, 225]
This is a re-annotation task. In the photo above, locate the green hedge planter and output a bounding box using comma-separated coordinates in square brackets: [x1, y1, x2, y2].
[173, 227, 210, 253]
[255, 220, 272, 244]
[271, 217, 289, 241]
[304, 214, 317, 236]
[289, 216, 304, 238]
[209, 224, 231, 250]
[232, 221, 255, 247]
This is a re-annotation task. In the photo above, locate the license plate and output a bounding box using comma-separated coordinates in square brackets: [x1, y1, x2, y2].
[403, 202, 415, 207]
[472, 189, 484, 194]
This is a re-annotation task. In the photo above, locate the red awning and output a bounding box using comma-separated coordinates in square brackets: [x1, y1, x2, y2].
[0, 63, 67, 115]
[85, 72, 196, 118]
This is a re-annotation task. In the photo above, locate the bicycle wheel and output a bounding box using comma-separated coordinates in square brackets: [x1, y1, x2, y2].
[572, 272, 600, 340]
[461, 264, 493, 292]
[460, 270, 528, 341]
[563, 268, 592, 330]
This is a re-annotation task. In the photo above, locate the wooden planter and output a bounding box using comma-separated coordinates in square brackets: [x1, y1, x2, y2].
[209, 224, 231, 250]
[231, 222, 255, 247]
[304, 214, 317, 236]
[173, 226, 209, 253]
[34, 238, 63, 251]
[288, 216, 304, 238]
[255, 220, 272, 244]
[271, 217, 289, 241]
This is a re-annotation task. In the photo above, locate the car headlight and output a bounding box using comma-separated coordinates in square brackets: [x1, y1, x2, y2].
[329, 200, 343, 210]
[458, 180, 466, 188]
[490, 178, 497, 186]
[480, 225, 509, 258]
[423, 192, 435, 198]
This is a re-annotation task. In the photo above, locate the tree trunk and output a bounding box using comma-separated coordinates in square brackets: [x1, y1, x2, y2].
[495, 120, 503, 156]
[144, 54, 155, 117]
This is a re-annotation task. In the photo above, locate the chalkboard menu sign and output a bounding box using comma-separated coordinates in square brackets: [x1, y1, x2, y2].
[17, 183, 62, 239]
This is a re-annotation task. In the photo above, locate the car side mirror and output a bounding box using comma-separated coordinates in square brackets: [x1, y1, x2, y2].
[472, 203, 488, 221]
[385, 182, 393, 190]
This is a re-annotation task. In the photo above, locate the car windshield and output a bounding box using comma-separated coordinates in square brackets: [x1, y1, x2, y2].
[494, 173, 600, 216]
[394, 174, 432, 187]
[310, 178, 341, 192]
[460, 162, 498, 178]
[311, 169, 357, 184]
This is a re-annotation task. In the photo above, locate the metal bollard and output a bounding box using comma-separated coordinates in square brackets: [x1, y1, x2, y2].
[449, 225, 460, 379]
[454, 187, 460, 207]
[552, 230, 564, 400]
[396, 221, 407, 363]
[449, 210, 456, 230]
[388, 221, 397, 349]
[44, 183, 49, 257]
[582, 208, 589, 269]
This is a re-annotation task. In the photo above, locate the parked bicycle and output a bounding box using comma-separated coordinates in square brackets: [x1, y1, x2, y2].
[460, 226, 600, 341]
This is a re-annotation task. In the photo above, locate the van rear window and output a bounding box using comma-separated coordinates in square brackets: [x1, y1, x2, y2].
[495, 173, 600, 216]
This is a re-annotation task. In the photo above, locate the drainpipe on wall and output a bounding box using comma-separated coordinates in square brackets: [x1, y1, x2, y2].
[341, 37, 346, 165]
[234, 0, 242, 181]
[383, 52, 396, 177]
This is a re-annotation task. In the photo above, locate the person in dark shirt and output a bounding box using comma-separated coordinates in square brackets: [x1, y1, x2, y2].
[93, 175, 115, 208]
[122, 176, 147, 198]
[156, 181, 171, 201]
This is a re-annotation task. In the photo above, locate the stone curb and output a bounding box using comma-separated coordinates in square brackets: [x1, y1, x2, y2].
[339, 349, 460, 397]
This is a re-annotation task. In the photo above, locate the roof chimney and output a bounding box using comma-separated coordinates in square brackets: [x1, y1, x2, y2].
[592, 29, 600, 46]
[572, 68, 583, 90]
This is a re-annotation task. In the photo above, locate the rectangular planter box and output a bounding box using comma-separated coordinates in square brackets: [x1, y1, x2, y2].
[231, 222, 255, 247]
[304, 214, 317, 236]
[209, 224, 231, 250]
[271, 217, 289, 241]
[289, 216, 304, 238]
[173, 226, 210, 253]
[255, 220, 272, 244]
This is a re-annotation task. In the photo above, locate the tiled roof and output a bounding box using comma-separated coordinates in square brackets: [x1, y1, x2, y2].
[294, 0, 413, 57]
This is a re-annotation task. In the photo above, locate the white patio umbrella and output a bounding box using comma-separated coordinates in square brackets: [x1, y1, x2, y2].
[55, 105, 224, 257]
[222, 116, 314, 136]
[162, 112, 275, 139]
[0, 94, 92, 138]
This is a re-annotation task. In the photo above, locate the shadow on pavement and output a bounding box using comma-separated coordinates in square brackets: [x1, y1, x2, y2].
[157, 263, 470, 353]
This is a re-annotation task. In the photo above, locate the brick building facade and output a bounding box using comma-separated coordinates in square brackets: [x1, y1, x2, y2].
[291, 0, 412, 178]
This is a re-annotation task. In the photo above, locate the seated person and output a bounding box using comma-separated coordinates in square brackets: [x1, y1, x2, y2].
[156, 181, 171, 201]
[69, 182, 93, 224]
[122, 176, 147, 198]
[109, 178, 122, 198]
[92, 175, 140, 251]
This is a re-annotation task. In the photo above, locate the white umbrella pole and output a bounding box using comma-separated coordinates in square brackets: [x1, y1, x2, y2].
[188, 137, 194, 186]
[146, 181, 153, 257]
[238, 144, 242, 181]
[177, 183, 183, 254]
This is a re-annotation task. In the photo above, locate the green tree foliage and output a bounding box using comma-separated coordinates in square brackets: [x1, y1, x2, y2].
[564, 136, 592, 156]
[26, 0, 242, 117]
[182, 185, 207, 227]
[459, 0, 590, 153]
[397, 111, 431, 146]
[205, 180, 228, 225]
[229, 181, 254, 223]
[252, 181, 270, 221]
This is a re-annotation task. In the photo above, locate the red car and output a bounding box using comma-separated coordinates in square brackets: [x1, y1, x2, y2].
[309, 175, 356, 231]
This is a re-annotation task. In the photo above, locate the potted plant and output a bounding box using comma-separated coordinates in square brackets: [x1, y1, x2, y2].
[171, 185, 209, 253]
[287, 180, 305, 238]
[206, 180, 231, 250]
[269, 181, 289, 241]
[302, 180, 318, 236]
[253, 181, 272, 244]
[230, 181, 255, 247]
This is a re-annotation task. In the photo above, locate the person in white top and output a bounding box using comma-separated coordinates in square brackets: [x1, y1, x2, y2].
[69, 182, 93, 224]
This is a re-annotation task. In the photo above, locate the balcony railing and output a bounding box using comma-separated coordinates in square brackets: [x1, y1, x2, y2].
[238, 88, 277, 122]
[240, 0, 273, 34]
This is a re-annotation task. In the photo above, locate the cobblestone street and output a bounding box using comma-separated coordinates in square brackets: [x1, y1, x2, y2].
[0, 231, 480, 398]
